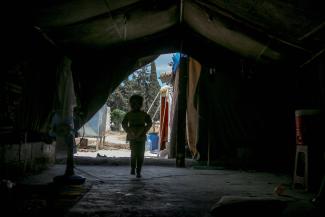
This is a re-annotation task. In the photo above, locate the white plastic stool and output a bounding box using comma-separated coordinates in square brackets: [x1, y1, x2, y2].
[293, 145, 308, 190]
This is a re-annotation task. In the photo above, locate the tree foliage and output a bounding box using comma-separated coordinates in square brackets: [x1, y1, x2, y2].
[107, 61, 161, 121]
[110, 109, 126, 131]
[147, 62, 161, 120]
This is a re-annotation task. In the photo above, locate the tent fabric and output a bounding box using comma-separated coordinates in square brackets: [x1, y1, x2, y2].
[1, 32, 62, 143]
[195, 62, 262, 163]
[71, 54, 158, 128]
[2, 0, 324, 160]
[27, 0, 322, 130]
[186, 57, 201, 155]
[159, 93, 169, 150]
[168, 61, 181, 158]
[194, 56, 307, 169]
[29, 0, 324, 57]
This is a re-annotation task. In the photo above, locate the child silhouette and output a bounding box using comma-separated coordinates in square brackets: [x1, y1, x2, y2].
[122, 94, 152, 178]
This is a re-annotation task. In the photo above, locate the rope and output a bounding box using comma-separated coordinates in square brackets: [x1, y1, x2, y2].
[147, 91, 160, 113]
[152, 104, 161, 120]
[103, 0, 123, 39]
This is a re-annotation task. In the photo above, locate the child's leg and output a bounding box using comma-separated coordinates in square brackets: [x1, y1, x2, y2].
[130, 142, 136, 174]
[136, 141, 145, 176]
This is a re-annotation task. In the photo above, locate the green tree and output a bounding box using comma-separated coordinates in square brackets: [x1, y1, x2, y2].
[106, 84, 128, 111]
[147, 62, 161, 120]
[110, 109, 126, 131]
[107, 61, 161, 120]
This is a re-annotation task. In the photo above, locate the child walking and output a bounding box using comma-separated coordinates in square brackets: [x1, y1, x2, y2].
[122, 94, 152, 178]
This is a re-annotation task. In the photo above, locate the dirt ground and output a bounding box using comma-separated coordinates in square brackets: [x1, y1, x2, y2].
[75, 131, 158, 158]
[76, 131, 129, 150]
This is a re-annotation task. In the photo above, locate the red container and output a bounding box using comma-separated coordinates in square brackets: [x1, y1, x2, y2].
[294, 109, 322, 191]
[295, 109, 321, 145]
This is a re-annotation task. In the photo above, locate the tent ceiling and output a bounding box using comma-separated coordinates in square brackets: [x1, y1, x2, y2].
[3, 0, 324, 131]
[29, 0, 324, 64]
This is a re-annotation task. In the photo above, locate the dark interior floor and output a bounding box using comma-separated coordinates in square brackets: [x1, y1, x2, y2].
[1, 158, 324, 217]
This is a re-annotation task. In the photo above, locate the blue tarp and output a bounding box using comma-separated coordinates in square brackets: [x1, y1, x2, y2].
[172, 53, 180, 74]
[172, 53, 188, 74]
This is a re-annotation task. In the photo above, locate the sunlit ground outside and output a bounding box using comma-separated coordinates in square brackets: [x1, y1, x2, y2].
[74, 131, 158, 158]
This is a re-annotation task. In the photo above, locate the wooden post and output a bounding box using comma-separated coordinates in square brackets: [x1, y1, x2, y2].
[65, 133, 75, 176]
[99, 137, 103, 150]
[176, 55, 188, 167]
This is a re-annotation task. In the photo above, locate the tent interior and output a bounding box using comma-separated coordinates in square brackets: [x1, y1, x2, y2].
[1, 0, 325, 216]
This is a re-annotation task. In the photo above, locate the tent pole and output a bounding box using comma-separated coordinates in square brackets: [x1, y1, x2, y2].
[176, 54, 188, 167]
[53, 57, 85, 185]
[207, 129, 211, 167]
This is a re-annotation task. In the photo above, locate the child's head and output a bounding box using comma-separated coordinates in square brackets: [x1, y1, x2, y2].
[129, 94, 144, 111]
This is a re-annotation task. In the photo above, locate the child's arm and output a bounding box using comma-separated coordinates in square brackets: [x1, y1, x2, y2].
[144, 113, 152, 133]
[122, 113, 137, 138]
[121, 113, 130, 132]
